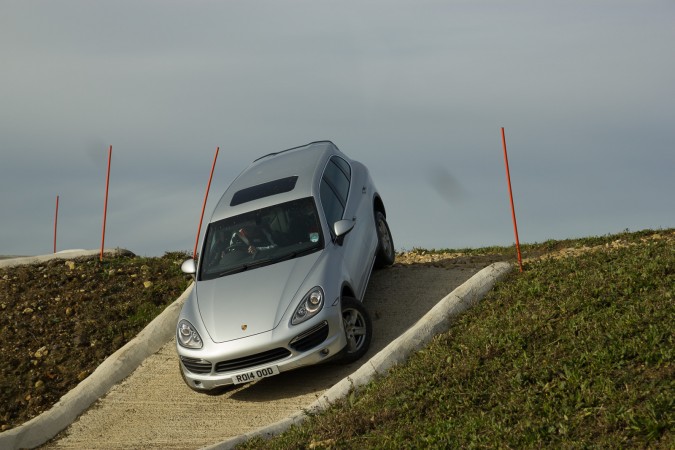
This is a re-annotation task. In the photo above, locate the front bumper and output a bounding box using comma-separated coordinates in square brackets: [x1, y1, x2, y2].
[178, 317, 346, 391]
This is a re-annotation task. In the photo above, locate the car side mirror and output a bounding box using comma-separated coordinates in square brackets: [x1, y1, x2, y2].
[333, 219, 354, 245]
[181, 259, 197, 278]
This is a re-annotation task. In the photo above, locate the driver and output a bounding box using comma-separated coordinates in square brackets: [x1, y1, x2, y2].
[231, 223, 276, 255]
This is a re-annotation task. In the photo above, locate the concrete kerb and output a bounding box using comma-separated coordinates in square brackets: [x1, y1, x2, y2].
[0, 248, 134, 269]
[208, 261, 514, 450]
[0, 251, 194, 450]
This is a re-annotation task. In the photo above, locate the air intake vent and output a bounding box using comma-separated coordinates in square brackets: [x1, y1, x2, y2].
[180, 357, 212, 374]
[290, 321, 329, 352]
[214, 348, 291, 373]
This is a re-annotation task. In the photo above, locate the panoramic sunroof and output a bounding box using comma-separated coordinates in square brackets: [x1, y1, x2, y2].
[230, 176, 298, 206]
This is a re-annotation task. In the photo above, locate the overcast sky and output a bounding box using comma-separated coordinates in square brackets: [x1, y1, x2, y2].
[1, 1, 674, 257]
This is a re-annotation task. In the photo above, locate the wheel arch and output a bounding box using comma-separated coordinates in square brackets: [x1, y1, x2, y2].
[373, 195, 386, 217]
[340, 284, 357, 302]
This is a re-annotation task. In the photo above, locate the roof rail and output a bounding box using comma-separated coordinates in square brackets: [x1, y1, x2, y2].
[252, 140, 334, 162]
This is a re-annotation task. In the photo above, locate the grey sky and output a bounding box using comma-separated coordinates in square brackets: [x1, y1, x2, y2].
[2, 1, 674, 256]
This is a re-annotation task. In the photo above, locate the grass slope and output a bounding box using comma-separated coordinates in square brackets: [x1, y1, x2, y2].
[241, 230, 674, 449]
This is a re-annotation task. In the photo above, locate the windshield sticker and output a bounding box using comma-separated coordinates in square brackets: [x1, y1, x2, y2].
[310, 232, 319, 243]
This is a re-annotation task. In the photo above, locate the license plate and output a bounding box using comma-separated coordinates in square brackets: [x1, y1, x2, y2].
[231, 365, 280, 385]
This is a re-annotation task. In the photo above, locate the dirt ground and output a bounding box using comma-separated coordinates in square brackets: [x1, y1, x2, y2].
[39, 254, 502, 449]
[0, 252, 191, 432]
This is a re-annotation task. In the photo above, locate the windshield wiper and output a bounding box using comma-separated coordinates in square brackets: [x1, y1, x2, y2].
[214, 265, 249, 277]
[214, 257, 277, 277]
[273, 245, 321, 263]
[292, 245, 321, 258]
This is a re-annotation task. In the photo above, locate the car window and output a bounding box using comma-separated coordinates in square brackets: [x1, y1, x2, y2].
[199, 197, 323, 280]
[322, 157, 350, 205]
[319, 156, 352, 230]
[332, 156, 351, 180]
[320, 178, 344, 229]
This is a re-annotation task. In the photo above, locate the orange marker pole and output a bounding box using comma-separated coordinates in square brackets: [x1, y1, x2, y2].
[53, 195, 59, 253]
[501, 128, 523, 272]
[194, 147, 220, 259]
[100, 145, 112, 261]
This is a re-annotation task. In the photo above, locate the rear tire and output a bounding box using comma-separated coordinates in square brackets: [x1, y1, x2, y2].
[374, 211, 395, 269]
[337, 296, 372, 364]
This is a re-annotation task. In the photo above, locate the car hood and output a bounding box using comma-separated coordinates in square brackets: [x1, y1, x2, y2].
[196, 252, 321, 343]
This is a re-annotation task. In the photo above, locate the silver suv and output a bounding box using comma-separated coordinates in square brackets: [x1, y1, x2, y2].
[177, 141, 394, 392]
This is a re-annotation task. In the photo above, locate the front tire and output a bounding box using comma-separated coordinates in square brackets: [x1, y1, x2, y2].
[338, 296, 372, 364]
[374, 211, 395, 269]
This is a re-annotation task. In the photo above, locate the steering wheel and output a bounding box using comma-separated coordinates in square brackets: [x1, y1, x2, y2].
[226, 242, 248, 253]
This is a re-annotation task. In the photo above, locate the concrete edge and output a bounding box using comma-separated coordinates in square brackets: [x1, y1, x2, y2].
[208, 261, 514, 449]
[0, 271, 193, 450]
[0, 248, 135, 269]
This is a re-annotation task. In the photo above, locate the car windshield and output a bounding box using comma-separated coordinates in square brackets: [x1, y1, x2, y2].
[199, 197, 324, 281]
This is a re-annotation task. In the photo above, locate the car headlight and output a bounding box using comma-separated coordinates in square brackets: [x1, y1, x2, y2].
[291, 287, 324, 325]
[177, 319, 203, 349]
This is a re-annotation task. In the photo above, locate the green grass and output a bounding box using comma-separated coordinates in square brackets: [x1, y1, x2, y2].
[239, 229, 674, 449]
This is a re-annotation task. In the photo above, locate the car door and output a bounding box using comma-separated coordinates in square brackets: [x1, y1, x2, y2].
[341, 161, 377, 297]
[320, 156, 374, 299]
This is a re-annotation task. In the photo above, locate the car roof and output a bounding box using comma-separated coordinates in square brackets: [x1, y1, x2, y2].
[209, 141, 342, 222]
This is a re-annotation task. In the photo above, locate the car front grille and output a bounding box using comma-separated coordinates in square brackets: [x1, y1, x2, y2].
[180, 357, 212, 374]
[289, 321, 329, 352]
[214, 348, 291, 373]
